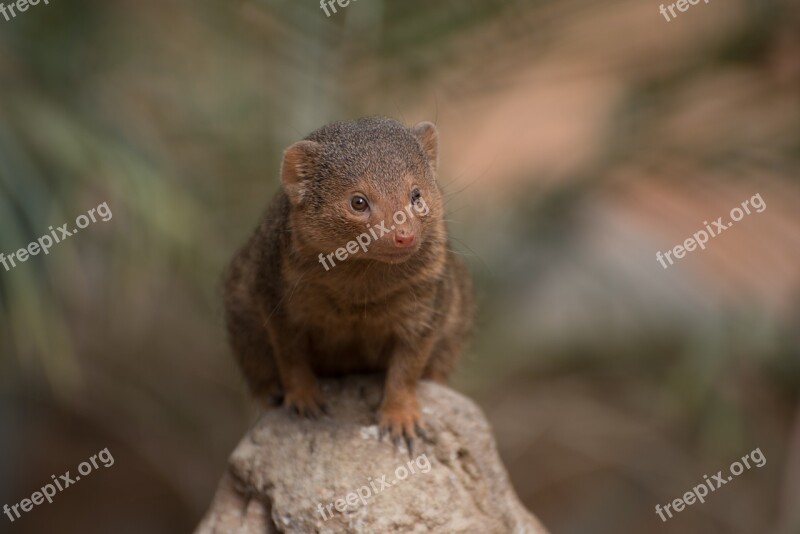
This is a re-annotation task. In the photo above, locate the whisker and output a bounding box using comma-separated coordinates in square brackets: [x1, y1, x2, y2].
[449, 237, 490, 271]
[264, 264, 313, 322]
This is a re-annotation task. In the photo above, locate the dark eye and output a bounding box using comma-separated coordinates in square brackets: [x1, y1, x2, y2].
[411, 188, 422, 203]
[350, 195, 369, 212]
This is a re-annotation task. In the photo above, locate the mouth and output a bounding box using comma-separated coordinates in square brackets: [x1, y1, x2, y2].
[374, 248, 417, 263]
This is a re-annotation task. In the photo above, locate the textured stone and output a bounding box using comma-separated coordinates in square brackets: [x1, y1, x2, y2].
[195, 376, 548, 534]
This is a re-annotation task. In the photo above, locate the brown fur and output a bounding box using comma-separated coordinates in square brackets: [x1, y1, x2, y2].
[224, 117, 474, 443]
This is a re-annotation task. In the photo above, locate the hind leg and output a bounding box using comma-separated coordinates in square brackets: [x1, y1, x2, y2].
[239, 344, 282, 409]
[423, 335, 466, 384]
[226, 305, 282, 408]
[264, 316, 327, 419]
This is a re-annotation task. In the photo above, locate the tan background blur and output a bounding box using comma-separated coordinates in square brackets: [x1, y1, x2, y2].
[1, 0, 799, 533]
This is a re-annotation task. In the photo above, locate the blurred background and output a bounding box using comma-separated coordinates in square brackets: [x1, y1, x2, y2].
[1, 0, 799, 532]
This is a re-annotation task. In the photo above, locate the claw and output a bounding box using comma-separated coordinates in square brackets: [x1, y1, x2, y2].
[283, 388, 326, 420]
[377, 398, 424, 454]
[405, 435, 415, 457]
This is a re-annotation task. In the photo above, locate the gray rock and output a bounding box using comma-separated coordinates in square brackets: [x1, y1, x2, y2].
[195, 376, 548, 534]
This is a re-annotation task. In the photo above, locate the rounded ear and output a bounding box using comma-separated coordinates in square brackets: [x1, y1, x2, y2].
[412, 121, 439, 175]
[280, 140, 320, 205]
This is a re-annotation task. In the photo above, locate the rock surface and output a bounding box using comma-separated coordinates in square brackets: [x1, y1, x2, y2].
[195, 376, 548, 533]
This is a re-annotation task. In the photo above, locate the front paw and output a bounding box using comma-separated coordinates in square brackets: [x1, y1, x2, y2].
[378, 397, 424, 455]
[283, 384, 328, 419]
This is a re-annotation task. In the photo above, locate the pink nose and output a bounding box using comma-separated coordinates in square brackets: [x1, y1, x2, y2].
[393, 229, 416, 248]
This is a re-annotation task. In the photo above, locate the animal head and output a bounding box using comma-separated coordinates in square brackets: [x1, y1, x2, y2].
[281, 117, 443, 265]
